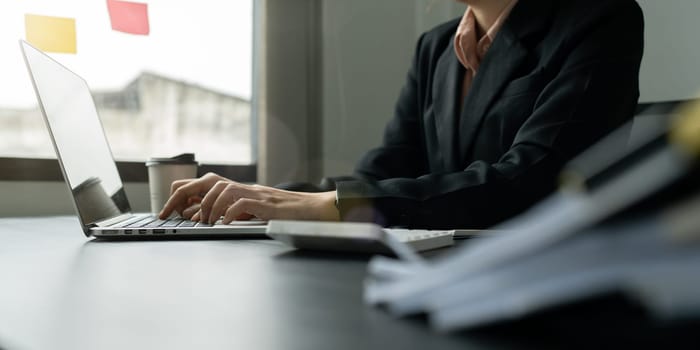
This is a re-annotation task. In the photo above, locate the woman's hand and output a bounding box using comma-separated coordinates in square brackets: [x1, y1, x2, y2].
[159, 172, 340, 224]
[159, 172, 229, 220]
[198, 181, 339, 224]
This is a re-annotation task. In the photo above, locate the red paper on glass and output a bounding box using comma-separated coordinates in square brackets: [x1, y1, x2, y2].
[106, 0, 150, 35]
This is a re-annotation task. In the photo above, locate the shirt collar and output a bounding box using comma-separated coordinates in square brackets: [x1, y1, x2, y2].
[454, 0, 519, 73]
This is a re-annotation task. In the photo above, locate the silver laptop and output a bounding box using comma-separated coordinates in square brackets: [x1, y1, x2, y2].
[20, 40, 267, 238]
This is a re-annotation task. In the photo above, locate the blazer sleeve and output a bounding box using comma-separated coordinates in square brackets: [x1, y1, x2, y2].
[335, 3, 645, 229]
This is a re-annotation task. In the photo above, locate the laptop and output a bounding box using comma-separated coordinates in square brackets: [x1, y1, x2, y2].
[20, 40, 267, 238]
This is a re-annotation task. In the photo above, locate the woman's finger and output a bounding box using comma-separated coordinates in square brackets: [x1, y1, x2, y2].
[159, 173, 226, 219]
[191, 209, 202, 222]
[182, 203, 201, 219]
[170, 178, 195, 196]
[208, 183, 265, 224]
[199, 180, 232, 222]
[223, 198, 269, 224]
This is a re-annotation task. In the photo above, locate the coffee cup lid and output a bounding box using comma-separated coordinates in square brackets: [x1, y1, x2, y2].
[146, 153, 197, 166]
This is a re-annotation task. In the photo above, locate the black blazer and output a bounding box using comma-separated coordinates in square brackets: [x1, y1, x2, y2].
[335, 0, 645, 229]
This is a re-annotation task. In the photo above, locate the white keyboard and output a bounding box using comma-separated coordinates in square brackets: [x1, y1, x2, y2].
[266, 220, 454, 257]
[384, 229, 454, 252]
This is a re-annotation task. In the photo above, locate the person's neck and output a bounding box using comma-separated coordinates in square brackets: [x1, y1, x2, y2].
[464, 0, 512, 37]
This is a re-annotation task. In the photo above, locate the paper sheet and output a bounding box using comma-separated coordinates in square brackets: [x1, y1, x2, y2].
[25, 14, 77, 54]
[107, 0, 150, 35]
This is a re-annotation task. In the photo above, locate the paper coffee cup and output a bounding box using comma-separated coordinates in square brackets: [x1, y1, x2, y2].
[146, 153, 198, 214]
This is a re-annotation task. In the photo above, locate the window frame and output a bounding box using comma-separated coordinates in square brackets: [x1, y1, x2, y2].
[0, 157, 256, 183]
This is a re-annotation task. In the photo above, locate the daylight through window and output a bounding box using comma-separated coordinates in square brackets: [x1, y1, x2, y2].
[0, 0, 254, 165]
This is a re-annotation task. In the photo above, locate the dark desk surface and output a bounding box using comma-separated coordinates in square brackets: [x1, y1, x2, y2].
[0, 216, 517, 350]
[1, 216, 696, 350]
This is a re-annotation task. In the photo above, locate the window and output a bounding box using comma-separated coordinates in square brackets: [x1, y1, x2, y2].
[0, 0, 254, 167]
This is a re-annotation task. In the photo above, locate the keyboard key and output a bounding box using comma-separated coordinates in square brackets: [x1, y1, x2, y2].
[160, 219, 183, 228]
[144, 219, 167, 228]
[111, 215, 146, 227]
[177, 220, 198, 228]
[125, 216, 158, 228]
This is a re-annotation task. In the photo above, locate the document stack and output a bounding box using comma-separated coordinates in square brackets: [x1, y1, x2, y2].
[364, 100, 700, 332]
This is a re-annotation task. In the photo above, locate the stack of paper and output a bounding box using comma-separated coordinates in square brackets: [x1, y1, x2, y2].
[364, 100, 700, 332]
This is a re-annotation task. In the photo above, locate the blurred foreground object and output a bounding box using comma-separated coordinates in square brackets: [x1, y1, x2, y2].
[364, 99, 700, 334]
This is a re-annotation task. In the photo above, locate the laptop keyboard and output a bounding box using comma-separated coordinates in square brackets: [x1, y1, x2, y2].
[116, 215, 212, 229]
[98, 214, 266, 236]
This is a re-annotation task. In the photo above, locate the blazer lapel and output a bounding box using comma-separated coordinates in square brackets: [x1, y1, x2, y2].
[456, 31, 528, 164]
[455, 0, 557, 165]
[431, 39, 464, 171]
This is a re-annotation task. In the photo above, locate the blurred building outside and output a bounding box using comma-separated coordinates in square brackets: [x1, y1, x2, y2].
[0, 72, 252, 165]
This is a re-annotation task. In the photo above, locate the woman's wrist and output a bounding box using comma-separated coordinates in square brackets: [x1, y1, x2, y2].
[317, 191, 341, 221]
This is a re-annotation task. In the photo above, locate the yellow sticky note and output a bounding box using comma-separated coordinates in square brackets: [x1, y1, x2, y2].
[25, 14, 77, 54]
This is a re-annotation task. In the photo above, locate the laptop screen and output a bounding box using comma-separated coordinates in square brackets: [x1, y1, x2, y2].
[21, 41, 130, 227]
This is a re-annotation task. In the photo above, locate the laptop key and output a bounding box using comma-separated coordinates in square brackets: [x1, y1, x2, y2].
[144, 219, 168, 228]
[111, 215, 147, 227]
[160, 220, 183, 228]
[177, 220, 198, 228]
[125, 216, 158, 228]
